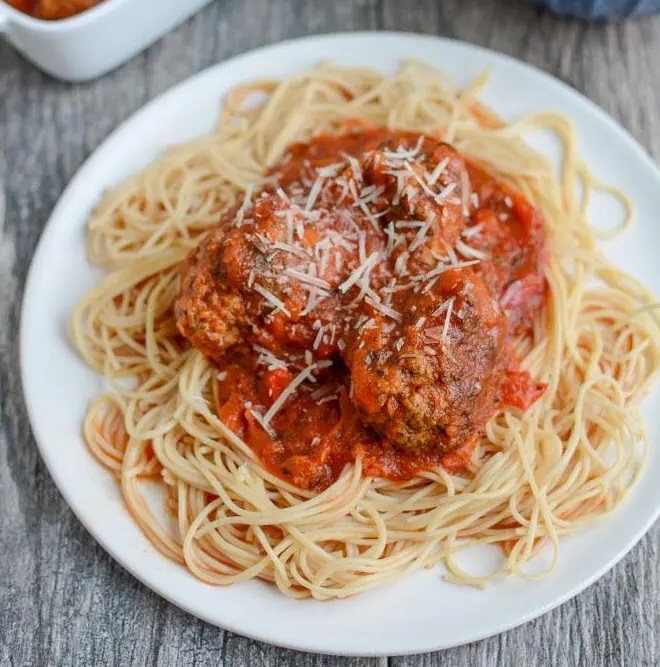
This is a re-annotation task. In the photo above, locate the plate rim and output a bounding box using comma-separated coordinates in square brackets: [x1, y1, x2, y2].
[18, 31, 660, 656]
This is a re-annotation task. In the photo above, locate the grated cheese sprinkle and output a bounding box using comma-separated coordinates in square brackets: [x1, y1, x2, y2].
[365, 296, 402, 321]
[305, 176, 325, 212]
[249, 408, 277, 438]
[338, 251, 381, 294]
[284, 268, 331, 290]
[441, 296, 455, 345]
[426, 157, 450, 186]
[455, 239, 489, 261]
[259, 363, 319, 431]
[253, 283, 291, 317]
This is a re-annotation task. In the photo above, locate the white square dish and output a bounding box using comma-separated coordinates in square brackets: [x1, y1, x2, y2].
[0, 0, 214, 82]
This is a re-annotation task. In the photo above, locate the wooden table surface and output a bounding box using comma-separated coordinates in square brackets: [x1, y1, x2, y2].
[2, 1, 660, 665]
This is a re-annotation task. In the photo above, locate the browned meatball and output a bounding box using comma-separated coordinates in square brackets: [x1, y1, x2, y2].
[364, 142, 467, 265]
[175, 226, 246, 361]
[176, 187, 385, 362]
[338, 143, 505, 453]
[345, 268, 508, 452]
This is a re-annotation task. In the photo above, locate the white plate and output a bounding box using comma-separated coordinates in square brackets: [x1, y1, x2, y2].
[20, 33, 660, 656]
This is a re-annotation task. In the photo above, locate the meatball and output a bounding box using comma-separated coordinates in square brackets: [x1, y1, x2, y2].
[345, 268, 508, 452]
[175, 225, 247, 361]
[365, 142, 467, 264]
[176, 186, 385, 362]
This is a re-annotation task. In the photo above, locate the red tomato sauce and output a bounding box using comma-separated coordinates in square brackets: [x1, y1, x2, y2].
[187, 128, 548, 491]
[5, 0, 101, 20]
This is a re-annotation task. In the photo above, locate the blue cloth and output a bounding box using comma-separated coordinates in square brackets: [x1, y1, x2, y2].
[533, 0, 660, 19]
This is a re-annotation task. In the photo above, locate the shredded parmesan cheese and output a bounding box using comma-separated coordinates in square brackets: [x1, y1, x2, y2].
[365, 296, 402, 321]
[259, 363, 318, 430]
[253, 283, 291, 317]
[426, 157, 450, 186]
[338, 251, 381, 294]
[461, 223, 484, 239]
[305, 176, 324, 211]
[284, 268, 331, 290]
[455, 239, 489, 261]
[249, 408, 277, 438]
[442, 296, 455, 344]
[313, 325, 326, 350]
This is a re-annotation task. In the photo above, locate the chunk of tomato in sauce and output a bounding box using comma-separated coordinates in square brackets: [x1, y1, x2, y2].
[258, 368, 295, 407]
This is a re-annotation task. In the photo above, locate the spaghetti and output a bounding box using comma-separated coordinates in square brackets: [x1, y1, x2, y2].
[72, 61, 659, 599]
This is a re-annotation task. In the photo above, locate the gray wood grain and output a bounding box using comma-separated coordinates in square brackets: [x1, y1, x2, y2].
[1, 0, 659, 665]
